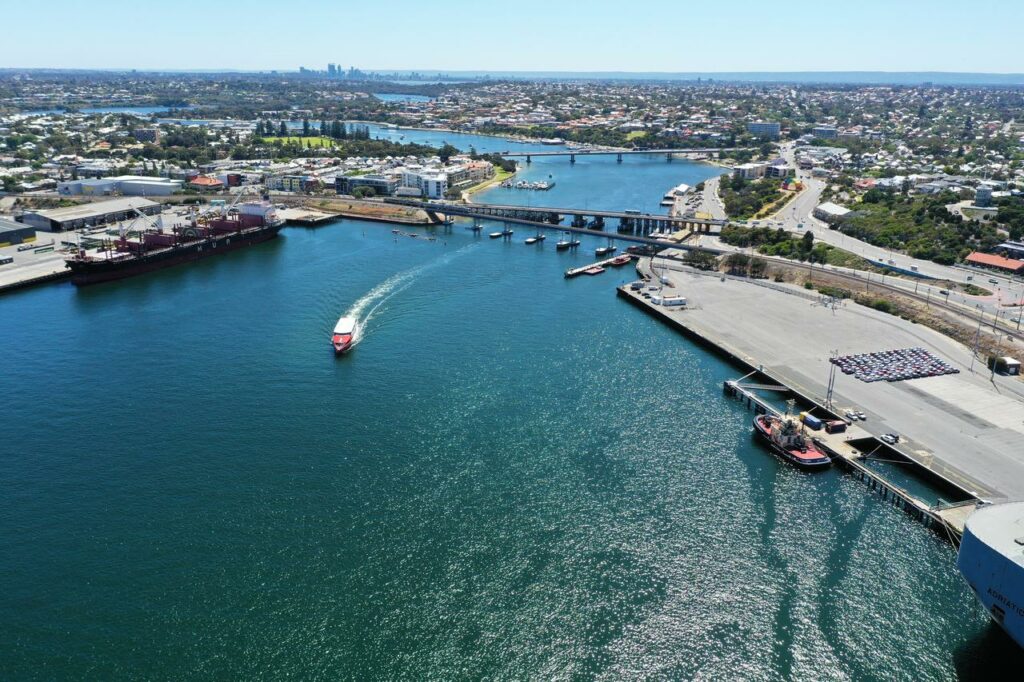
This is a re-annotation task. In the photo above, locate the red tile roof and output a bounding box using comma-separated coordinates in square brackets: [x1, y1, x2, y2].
[188, 175, 223, 187]
[965, 252, 1024, 272]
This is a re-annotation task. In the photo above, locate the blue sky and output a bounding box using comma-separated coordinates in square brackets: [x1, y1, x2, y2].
[2, 0, 1022, 73]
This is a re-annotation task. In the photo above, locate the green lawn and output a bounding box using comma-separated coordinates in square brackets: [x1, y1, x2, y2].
[625, 130, 648, 141]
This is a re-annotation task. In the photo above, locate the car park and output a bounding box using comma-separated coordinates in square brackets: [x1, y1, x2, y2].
[830, 347, 959, 384]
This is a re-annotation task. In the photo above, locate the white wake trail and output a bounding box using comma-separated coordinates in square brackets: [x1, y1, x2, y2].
[343, 243, 477, 347]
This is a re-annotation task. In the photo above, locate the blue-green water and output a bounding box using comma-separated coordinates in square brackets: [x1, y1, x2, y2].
[1, 144, 1021, 679]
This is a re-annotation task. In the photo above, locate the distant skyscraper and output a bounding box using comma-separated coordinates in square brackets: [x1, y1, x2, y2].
[327, 63, 336, 77]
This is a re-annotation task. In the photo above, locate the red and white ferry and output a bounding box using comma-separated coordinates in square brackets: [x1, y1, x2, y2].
[332, 316, 357, 354]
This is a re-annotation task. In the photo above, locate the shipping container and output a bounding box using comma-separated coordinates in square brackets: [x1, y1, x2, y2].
[802, 413, 824, 430]
[825, 420, 847, 434]
[652, 295, 687, 307]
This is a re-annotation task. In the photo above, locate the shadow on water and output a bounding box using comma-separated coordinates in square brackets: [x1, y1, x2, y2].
[953, 623, 1024, 679]
[70, 234, 287, 310]
[737, 428, 800, 679]
[814, 480, 875, 676]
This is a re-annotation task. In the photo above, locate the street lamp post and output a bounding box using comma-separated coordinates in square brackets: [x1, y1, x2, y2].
[970, 304, 985, 372]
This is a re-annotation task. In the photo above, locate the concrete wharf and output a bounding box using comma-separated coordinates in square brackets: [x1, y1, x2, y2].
[277, 207, 341, 226]
[616, 265, 1024, 540]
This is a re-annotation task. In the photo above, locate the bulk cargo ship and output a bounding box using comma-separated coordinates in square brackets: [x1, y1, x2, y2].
[957, 501, 1024, 649]
[65, 199, 283, 285]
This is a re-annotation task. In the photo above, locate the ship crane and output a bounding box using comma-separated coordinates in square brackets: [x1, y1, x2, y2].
[192, 186, 257, 225]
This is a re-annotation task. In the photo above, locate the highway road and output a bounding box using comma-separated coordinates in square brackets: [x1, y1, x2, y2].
[701, 142, 1024, 318]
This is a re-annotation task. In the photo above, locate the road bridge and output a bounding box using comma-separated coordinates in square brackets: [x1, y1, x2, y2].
[381, 198, 725, 253]
[499, 147, 750, 164]
[383, 198, 726, 237]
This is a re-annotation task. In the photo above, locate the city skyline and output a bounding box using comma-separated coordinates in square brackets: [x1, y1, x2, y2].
[2, 0, 1022, 73]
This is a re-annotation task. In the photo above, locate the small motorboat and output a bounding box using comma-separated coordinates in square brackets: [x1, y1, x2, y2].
[332, 316, 357, 354]
[525, 237, 538, 245]
[489, 231, 503, 239]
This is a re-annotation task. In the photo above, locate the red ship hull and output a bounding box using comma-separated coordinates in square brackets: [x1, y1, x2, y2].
[332, 334, 353, 354]
[753, 414, 832, 470]
[66, 223, 282, 286]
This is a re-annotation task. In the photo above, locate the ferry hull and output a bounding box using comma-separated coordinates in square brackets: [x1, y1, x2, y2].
[67, 224, 282, 285]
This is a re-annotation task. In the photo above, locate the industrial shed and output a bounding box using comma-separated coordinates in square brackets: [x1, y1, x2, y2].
[20, 197, 160, 232]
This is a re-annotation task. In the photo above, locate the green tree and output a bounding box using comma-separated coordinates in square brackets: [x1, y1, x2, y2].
[439, 143, 459, 164]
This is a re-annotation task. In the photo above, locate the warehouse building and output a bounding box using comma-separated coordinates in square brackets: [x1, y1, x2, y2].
[20, 197, 160, 232]
[0, 216, 36, 245]
[57, 175, 182, 197]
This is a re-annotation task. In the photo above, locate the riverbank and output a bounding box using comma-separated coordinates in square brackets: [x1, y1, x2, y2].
[462, 166, 517, 201]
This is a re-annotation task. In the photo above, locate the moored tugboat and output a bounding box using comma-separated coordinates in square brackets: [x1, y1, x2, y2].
[752, 413, 832, 470]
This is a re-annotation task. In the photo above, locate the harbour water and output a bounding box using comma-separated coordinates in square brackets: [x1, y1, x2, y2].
[1, 130, 1021, 679]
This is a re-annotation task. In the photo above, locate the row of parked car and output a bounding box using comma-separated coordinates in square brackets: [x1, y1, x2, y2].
[831, 347, 959, 384]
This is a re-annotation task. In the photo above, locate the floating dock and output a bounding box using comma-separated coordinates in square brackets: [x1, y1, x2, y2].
[565, 254, 634, 278]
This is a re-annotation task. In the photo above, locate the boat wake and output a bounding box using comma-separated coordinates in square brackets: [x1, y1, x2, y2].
[342, 243, 477, 348]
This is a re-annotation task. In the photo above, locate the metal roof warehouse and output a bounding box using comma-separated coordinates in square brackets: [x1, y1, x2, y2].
[20, 197, 160, 232]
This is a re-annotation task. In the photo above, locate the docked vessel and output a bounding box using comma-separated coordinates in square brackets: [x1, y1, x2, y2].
[752, 413, 831, 469]
[331, 316, 357, 354]
[596, 245, 617, 256]
[958, 501, 1024, 649]
[525, 237, 538, 245]
[555, 239, 571, 251]
[65, 199, 283, 285]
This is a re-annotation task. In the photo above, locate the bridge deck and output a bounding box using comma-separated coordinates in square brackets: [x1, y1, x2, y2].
[383, 198, 726, 226]
[500, 147, 746, 158]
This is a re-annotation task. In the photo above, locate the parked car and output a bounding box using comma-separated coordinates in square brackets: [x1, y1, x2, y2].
[856, 411, 867, 420]
[989, 278, 999, 284]
[880, 433, 896, 444]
